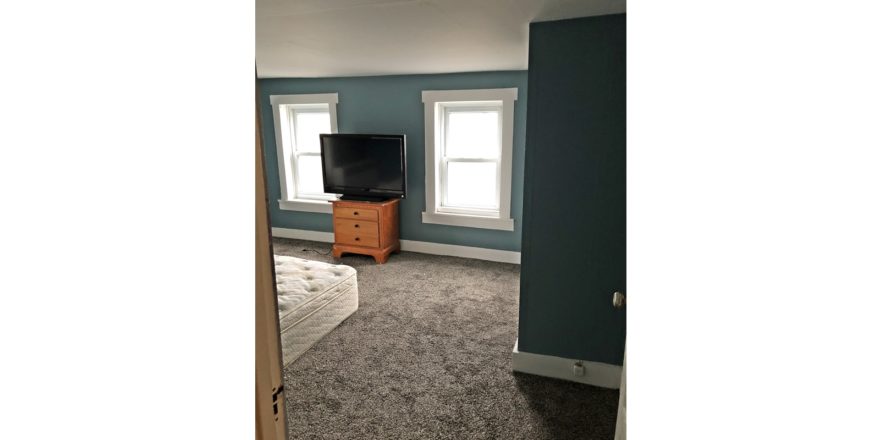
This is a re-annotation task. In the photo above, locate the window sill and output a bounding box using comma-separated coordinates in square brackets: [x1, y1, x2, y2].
[278, 199, 333, 214]
[421, 211, 514, 231]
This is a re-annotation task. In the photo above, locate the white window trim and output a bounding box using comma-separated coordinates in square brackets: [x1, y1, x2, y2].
[277, 199, 333, 213]
[421, 88, 517, 231]
[269, 93, 339, 214]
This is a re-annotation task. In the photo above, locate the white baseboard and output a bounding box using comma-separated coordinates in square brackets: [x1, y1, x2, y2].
[271, 227, 334, 243]
[270, 227, 521, 264]
[399, 239, 520, 264]
[511, 339, 622, 389]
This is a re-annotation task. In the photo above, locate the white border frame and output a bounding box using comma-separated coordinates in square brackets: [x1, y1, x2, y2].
[421, 88, 517, 231]
[269, 93, 339, 214]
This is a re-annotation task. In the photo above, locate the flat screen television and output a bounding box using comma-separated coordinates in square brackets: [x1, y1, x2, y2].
[319, 133, 407, 201]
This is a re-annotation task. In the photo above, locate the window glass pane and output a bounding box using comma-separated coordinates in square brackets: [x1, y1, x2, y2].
[444, 110, 500, 159]
[445, 161, 497, 209]
[295, 155, 325, 195]
[294, 110, 330, 152]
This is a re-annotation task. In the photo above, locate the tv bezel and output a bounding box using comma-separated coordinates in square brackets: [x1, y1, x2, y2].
[319, 133, 407, 200]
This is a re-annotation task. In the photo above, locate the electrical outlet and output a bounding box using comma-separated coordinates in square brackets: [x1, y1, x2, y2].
[572, 362, 585, 377]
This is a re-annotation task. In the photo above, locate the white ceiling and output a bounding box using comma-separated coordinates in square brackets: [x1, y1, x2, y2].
[256, 0, 625, 78]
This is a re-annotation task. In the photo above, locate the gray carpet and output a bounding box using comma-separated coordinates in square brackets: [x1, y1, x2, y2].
[274, 237, 620, 440]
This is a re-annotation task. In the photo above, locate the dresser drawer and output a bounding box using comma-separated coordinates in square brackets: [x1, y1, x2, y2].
[334, 219, 379, 247]
[334, 206, 378, 221]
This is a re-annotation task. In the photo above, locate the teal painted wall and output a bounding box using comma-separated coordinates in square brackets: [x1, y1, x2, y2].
[258, 71, 528, 251]
[517, 14, 627, 365]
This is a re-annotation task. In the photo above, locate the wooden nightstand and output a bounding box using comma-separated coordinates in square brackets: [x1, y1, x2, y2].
[331, 198, 400, 264]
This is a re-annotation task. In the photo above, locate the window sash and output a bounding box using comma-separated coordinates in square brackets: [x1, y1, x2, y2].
[439, 157, 501, 214]
[441, 104, 502, 160]
[288, 106, 329, 153]
[291, 151, 333, 200]
[438, 103, 502, 215]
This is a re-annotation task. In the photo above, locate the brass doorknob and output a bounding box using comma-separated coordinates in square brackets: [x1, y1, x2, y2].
[612, 291, 626, 309]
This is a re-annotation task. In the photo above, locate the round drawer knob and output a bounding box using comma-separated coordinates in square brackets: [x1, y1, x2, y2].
[354, 224, 360, 228]
[355, 237, 360, 241]
[353, 211, 359, 215]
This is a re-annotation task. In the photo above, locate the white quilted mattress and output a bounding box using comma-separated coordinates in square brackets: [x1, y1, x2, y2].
[275, 255, 358, 367]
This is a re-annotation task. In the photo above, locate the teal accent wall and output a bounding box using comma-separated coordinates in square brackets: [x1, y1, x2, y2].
[517, 14, 627, 365]
[258, 71, 528, 251]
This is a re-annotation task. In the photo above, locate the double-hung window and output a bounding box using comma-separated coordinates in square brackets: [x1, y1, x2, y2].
[270, 93, 338, 213]
[422, 88, 517, 230]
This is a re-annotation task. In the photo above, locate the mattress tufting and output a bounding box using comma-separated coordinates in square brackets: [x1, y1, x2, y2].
[274, 255, 358, 367]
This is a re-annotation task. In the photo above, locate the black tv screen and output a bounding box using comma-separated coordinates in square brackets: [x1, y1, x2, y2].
[319, 133, 407, 200]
